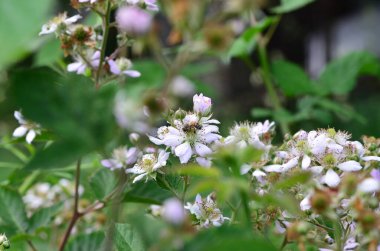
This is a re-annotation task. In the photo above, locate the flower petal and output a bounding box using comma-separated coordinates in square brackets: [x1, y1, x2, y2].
[362, 156, 380, 162]
[301, 155, 311, 169]
[323, 169, 340, 187]
[264, 164, 282, 173]
[358, 178, 380, 193]
[337, 160, 362, 172]
[194, 143, 212, 157]
[123, 70, 141, 78]
[175, 142, 192, 163]
[13, 126, 27, 137]
[26, 130, 36, 144]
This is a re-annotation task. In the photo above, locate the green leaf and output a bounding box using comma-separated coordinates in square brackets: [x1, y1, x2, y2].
[114, 223, 145, 251]
[184, 225, 277, 251]
[318, 51, 380, 95]
[65, 232, 105, 251]
[89, 168, 117, 200]
[10, 68, 116, 170]
[34, 39, 63, 67]
[0, 0, 53, 70]
[272, 0, 315, 13]
[272, 60, 315, 96]
[0, 186, 28, 232]
[123, 181, 172, 204]
[27, 202, 63, 233]
[228, 18, 276, 59]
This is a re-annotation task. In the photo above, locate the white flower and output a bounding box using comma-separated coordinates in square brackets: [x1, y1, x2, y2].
[68, 51, 100, 74]
[358, 178, 380, 193]
[39, 13, 82, 36]
[13, 111, 41, 144]
[193, 93, 212, 115]
[225, 120, 275, 150]
[149, 114, 221, 164]
[126, 150, 169, 183]
[184, 193, 228, 228]
[101, 147, 140, 171]
[107, 58, 141, 77]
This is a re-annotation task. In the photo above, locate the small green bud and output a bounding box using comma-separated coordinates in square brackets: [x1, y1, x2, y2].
[296, 222, 310, 235]
[311, 190, 331, 214]
[368, 197, 379, 209]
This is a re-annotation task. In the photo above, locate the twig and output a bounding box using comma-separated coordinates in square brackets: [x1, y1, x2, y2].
[58, 159, 82, 251]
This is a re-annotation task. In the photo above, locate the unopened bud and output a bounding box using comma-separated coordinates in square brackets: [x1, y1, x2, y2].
[129, 133, 140, 143]
[359, 211, 377, 233]
[310, 190, 331, 214]
[296, 222, 310, 235]
[342, 174, 357, 197]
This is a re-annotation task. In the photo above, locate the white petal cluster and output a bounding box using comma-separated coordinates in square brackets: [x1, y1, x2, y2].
[101, 146, 140, 171]
[126, 150, 169, 183]
[12, 111, 41, 144]
[266, 129, 380, 189]
[149, 94, 221, 166]
[225, 120, 275, 150]
[39, 12, 82, 36]
[184, 193, 228, 228]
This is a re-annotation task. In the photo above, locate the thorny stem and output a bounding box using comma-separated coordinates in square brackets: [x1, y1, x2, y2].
[59, 159, 82, 251]
[95, 0, 111, 89]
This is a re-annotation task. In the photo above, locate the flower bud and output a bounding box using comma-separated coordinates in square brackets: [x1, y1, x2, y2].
[162, 198, 185, 225]
[341, 174, 357, 197]
[193, 93, 212, 114]
[296, 222, 310, 235]
[359, 211, 378, 233]
[116, 6, 153, 35]
[129, 133, 140, 143]
[310, 190, 331, 214]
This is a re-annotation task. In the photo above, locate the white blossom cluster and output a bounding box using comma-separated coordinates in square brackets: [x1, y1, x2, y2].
[37, 0, 159, 78]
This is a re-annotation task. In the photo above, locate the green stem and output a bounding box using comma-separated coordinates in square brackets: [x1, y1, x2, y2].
[95, 0, 111, 89]
[240, 191, 252, 229]
[257, 45, 290, 135]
